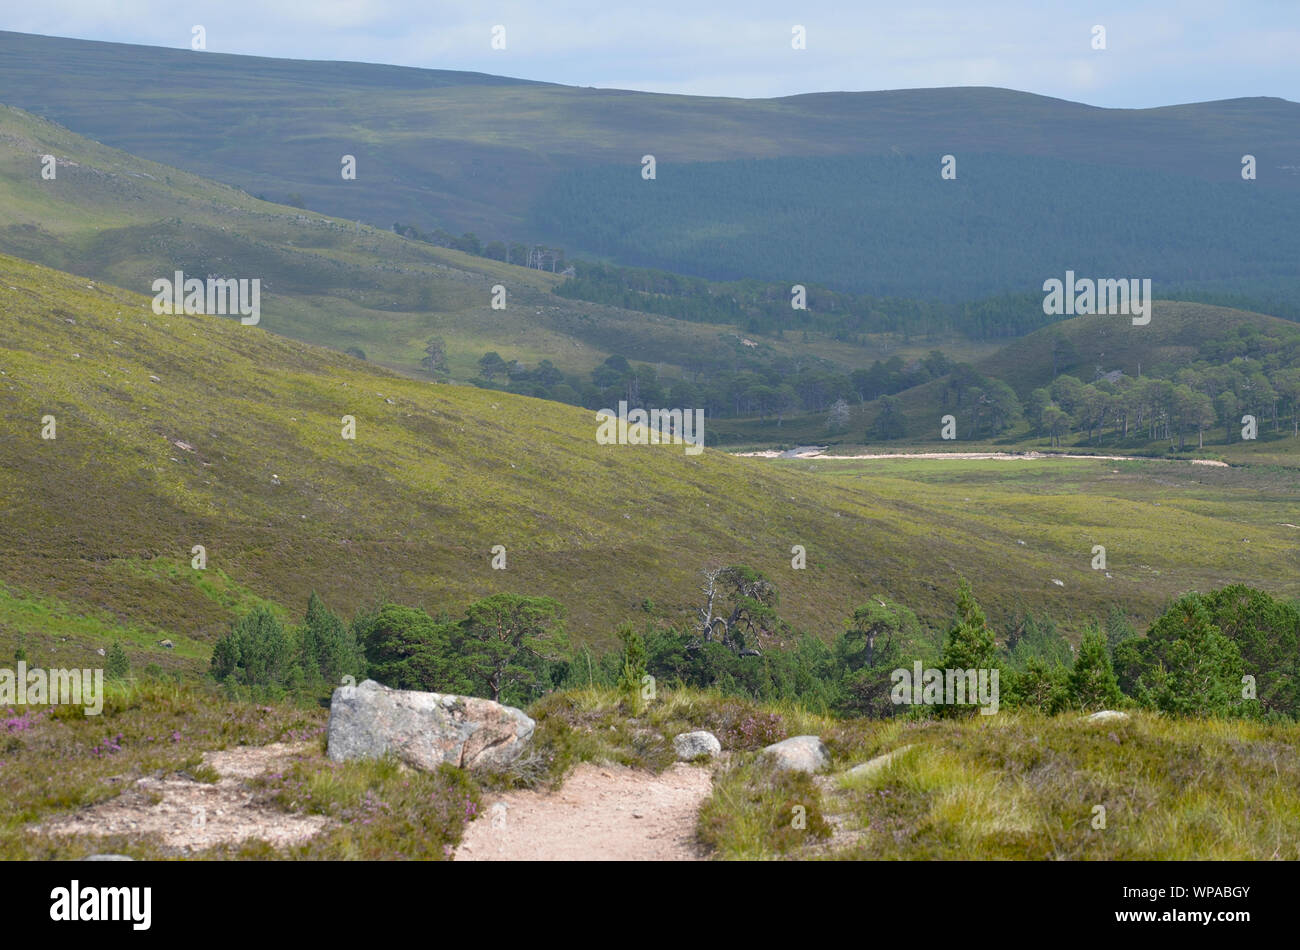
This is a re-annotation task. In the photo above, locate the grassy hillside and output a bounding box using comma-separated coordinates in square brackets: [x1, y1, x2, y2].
[1, 30, 1297, 302]
[2, 254, 1299, 669]
[0, 104, 875, 389]
[0, 251, 933, 652]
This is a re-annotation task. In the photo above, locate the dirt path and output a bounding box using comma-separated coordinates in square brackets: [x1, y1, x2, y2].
[455, 762, 714, 861]
[40, 742, 326, 852]
[734, 449, 1230, 466]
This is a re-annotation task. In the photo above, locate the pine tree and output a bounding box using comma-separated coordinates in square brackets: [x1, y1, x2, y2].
[1068, 628, 1123, 711]
[1008, 656, 1068, 714]
[939, 578, 1000, 716]
[105, 641, 130, 681]
[615, 622, 649, 711]
[210, 606, 295, 690]
[942, 579, 998, 670]
[299, 592, 365, 690]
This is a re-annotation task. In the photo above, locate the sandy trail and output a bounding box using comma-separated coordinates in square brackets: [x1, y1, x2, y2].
[39, 742, 326, 851]
[455, 762, 713, 861]
[734, 449, 1229, 465]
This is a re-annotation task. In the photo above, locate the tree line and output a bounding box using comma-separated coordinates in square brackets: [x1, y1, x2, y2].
[212, 573, 1300, 723]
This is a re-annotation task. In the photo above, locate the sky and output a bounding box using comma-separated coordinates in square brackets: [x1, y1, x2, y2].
[3, 1, 1298, 107]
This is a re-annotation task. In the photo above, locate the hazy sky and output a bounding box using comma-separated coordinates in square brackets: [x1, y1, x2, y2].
[5, 1, 1297, 107]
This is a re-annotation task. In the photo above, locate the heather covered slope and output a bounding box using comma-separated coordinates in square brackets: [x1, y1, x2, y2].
[3, 254, 1299, 662]
[0, 252, 921, 649]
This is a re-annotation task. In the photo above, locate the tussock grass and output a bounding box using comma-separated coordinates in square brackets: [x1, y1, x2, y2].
[251, 753, 479, 861]
[702, 709, 1300, 860]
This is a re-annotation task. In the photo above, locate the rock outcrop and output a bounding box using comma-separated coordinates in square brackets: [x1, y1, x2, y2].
[327, 679, 534, 772]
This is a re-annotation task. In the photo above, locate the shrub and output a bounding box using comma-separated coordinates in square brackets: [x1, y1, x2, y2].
[105, 642, 130, 681]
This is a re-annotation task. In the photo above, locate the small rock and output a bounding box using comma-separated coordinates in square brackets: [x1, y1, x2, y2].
[672, 731, 721, 760]
[845, 744, 914, 780]
[149, 375, 161, 383]
[159, 639, 174, 649]
[95, 648, 106, 657]
[83, 854, 134, 861]
[1085, 710, 1129, 723]
[760, 735, 828, 773]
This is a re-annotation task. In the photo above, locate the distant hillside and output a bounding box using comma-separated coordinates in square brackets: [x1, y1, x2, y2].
[1, 30, 1298, 304]
[845, 301, 1300, 448]
[0, 104, 878, 394]
[975, 303, 1300, 397]
[533, 153, 1300, 301]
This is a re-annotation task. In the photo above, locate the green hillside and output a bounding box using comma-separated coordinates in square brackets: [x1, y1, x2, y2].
[2, 254, 1299, 672]
[0, 104, 880, 394]
[0, 251, 927, 652]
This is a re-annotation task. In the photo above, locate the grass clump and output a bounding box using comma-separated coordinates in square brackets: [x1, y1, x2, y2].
[252, 752, 480, 860]
[699, 756, 833, 859]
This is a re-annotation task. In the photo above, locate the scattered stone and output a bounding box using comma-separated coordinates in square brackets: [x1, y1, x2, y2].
[845, 744, 914, 780]
[158, 639, 174, 649]
[327, 679, 534, 773]
[1085, 710, 1130, 723]
[95, 648, 106, 657]
[672, 731, 721, 760]
[760, 735, 829, 773]
[149, 375, 161, 383]
[82, 854, 134, 861]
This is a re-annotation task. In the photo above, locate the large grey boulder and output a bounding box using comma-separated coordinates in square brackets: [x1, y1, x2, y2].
[327, 680, 534, 773]
[759, 735, 829, 773]
[673, 731, 721, 760]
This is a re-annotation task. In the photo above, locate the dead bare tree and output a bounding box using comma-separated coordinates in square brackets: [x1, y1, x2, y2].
[693, 566, 780, 656]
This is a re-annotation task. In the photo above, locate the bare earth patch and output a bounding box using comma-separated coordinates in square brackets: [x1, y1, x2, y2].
[455, 762, 714, 861]
[38, 742, 326, 852]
